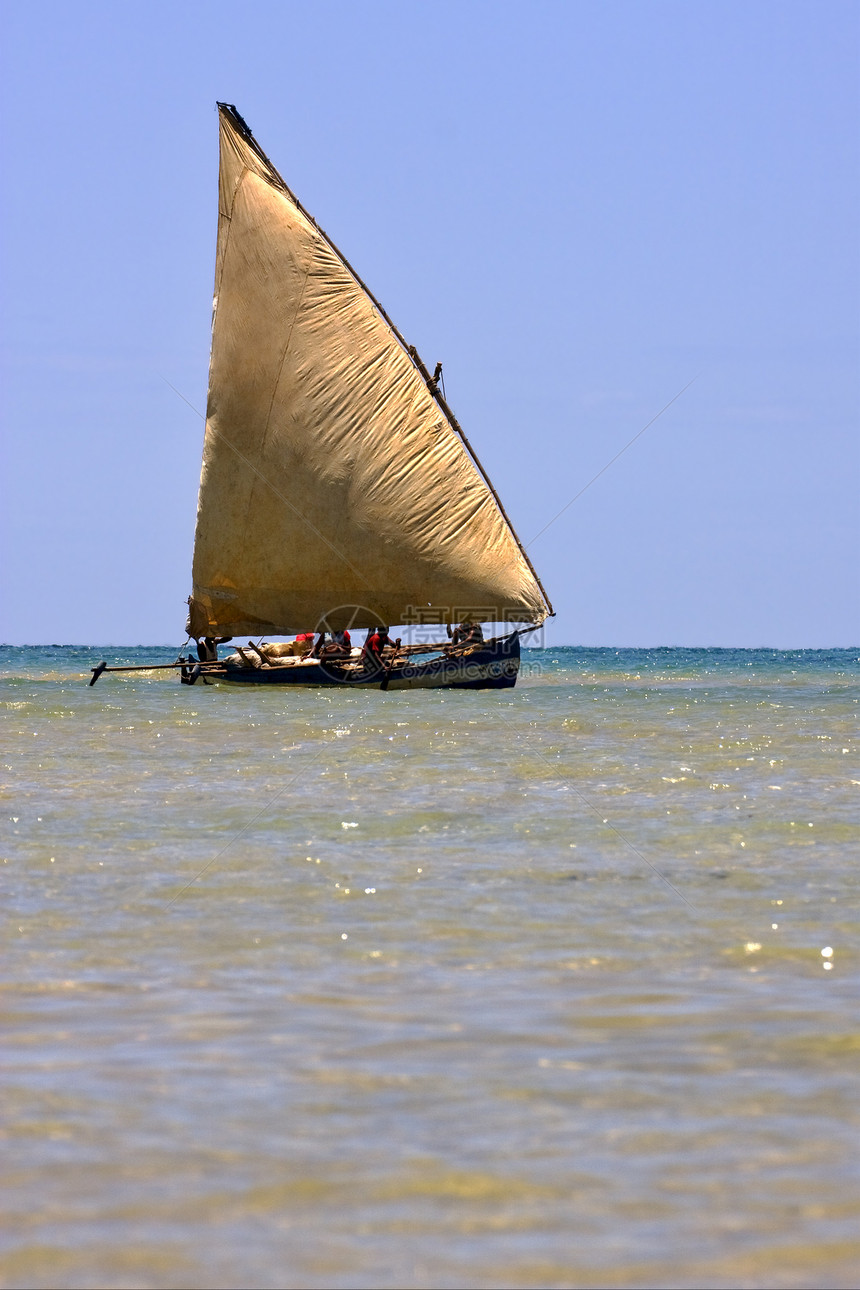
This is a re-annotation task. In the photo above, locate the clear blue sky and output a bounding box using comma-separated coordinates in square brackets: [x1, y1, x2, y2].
[1, 0, 857, 646]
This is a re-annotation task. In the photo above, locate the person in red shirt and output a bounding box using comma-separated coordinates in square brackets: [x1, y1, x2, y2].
[362, 626, 381, 664]
[362, 627, 399, 671]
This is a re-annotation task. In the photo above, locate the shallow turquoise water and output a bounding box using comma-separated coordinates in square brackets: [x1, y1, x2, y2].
[1, 646, 858, 1288]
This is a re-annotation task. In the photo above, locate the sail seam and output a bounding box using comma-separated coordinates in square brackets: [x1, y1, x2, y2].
[213, 165, 247, 297]
[259, 261, 312, 458]
[239, 260, 314, 557]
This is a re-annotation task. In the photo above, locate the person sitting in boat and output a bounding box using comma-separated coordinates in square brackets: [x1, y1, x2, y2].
[361, 626, 381, 666]
[196, 635, 232, 662]
[319, 628, 351, 660]
[361, 626, 399, 671]
[447, 620, 483, 649]
[332, 628, 352, 654]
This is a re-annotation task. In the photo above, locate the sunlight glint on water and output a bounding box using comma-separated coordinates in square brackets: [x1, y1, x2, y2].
[1, 646, 858, 1288]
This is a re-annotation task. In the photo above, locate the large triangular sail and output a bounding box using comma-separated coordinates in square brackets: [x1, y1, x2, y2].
[188, 104, 552, 637]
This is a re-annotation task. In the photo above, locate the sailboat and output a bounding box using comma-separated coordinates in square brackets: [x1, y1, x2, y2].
[91, 104, 552, 691]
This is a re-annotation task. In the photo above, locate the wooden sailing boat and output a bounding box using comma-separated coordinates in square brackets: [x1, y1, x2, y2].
[91, 104, 552, 691]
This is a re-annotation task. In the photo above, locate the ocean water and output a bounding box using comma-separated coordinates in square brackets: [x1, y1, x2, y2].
[1, 644, 858, 1289]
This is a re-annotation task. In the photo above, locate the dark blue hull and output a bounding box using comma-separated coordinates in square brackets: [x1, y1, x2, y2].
[220, 632, 521, 689]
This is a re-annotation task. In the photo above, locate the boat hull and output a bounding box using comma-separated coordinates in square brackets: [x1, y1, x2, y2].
[219, 633, 520, 689]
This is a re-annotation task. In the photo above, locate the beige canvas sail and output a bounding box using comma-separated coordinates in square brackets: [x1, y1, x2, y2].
[189, 105, 552, 637]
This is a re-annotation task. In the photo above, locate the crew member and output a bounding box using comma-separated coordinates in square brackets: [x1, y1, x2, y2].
[362, 626, 399, 670]
[196, 635, 231, 662]
[447, 620, 483, 648]
[318, 629, 351, 661]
